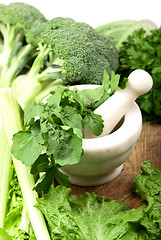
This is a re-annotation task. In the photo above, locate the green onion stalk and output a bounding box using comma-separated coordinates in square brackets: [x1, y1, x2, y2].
[0, 88, 51, 239]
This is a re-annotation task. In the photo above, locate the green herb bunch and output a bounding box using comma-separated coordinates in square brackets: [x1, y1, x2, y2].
[11, 71, 123, 193]
[118, 28, 161, 123]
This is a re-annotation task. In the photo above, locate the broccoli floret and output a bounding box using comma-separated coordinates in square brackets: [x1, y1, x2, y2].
[0, 3, 46, 87]
[13, 17, 119, 108]
[29, 17, 119, 84]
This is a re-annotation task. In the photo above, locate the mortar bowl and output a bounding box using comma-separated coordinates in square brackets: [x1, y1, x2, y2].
[61, 85, 142, 186]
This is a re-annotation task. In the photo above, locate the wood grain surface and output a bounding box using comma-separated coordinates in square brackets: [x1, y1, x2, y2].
[70, 122, 161, 208]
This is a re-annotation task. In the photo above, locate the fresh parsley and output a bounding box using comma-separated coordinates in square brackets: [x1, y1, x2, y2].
[119, 28, 161, 123]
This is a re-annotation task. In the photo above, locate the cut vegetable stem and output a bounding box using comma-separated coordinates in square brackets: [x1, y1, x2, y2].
[0, 124, 11, 228]
[0, 88, 51, 240]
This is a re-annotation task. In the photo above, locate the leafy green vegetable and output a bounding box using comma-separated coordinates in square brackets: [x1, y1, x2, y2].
[36, 185, 146, 240]
[134, 161, 161, 239]
[118, 28, 161, 123]
[35, 161, 161, 240]
[11, 71, 123, 193]
[11, 85, 103, 193]
[11, 88, 102, 193]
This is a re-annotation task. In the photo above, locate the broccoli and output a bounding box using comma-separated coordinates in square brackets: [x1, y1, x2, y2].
[0, 2, 46, 87]
[13, 17, 119, 108]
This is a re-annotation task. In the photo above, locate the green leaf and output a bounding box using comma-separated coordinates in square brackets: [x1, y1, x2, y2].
[33, 169, 54, 194]
[53, 168, 71, 186]
[73, 127, 83, 139]
[133, 161, 161, 239]
[53, 106, 83, 131]
[110, 71, 121, 94]
[70, 88, 87, 113]
[11, 131, 44, 166]
[80, 86, 104, 103]
[84, 111, 104, 136]
[31, 121, 44, 145]
[24, 101, 47, 126]
[47, 87, 65, 108]
[36, 186, 145, 240]
[46, 129, 82, 166]
[30, 154, 50, 175]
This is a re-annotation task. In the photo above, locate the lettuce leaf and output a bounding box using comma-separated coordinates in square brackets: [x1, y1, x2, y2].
[134, 161, 161, 239]
[36, 161, 161, 240]
[36, 186, 147, 240]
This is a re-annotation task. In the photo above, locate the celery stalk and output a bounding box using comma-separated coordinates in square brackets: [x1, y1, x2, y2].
[0, 88, 51, 240]
[0, 123, 11, 228]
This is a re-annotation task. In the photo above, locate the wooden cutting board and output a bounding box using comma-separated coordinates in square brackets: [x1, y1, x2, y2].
[70, 122, 161, 208]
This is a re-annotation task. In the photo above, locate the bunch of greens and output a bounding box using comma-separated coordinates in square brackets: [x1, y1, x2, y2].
[11, 71, 122, 194]
[35, 161, 161, 240]
[118, 28, 161, 123]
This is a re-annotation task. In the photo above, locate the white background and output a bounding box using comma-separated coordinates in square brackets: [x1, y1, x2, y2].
[1, 0, 161, 28]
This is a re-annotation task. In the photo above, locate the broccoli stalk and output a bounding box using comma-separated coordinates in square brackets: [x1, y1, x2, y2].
[0, 88, 50, 240]
[0, 22, 33, 87]
[0, 3, 46, 88]
[13, 43, 64, 109]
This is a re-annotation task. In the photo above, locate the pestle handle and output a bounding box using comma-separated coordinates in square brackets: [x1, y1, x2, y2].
[84, 69, 153, 138]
